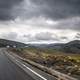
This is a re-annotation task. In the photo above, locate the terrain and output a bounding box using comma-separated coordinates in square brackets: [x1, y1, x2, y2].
[0, 39, 27, 48]
[10, 40, 80, 79]
[0, 39, 80, 79]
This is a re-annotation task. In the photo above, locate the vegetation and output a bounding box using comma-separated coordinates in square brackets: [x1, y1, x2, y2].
[0, 39, 27, 47]
[10, 47, 80, 79]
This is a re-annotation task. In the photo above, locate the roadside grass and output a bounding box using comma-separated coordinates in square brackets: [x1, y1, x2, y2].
[10, 47, 80, 79]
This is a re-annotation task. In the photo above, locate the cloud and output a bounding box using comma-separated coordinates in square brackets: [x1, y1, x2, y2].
[0, 0, 22, 20]
[54, 17, 80, 31]
[34, 32, 53, 41]
[0, 32, 18, 40]
[14, 17, 80, 31]
[33, 32, 59, 41]
[0, 0, 80, 43]
[31, 0, 80, 20]
[75, 33, 80, 39]
[8, 0, 80, 21]
[60, 36, 68, 40]
[0, 0, 80, 20]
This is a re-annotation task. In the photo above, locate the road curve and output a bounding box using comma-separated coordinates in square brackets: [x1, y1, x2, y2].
[0, 49, 35, 80]
[0, 48, 56, 80]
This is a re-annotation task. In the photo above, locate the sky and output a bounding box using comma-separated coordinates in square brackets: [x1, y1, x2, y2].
[0, 0, 80, 44]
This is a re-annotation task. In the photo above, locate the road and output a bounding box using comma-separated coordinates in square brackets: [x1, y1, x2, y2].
[0, 48, 56, 80]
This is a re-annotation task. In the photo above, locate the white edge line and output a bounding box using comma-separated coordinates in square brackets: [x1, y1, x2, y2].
[23, 64, 47, 80]
[7, 53, 47, 80]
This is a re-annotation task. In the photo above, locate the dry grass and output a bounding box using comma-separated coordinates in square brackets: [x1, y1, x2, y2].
[10, 47, 80, 79]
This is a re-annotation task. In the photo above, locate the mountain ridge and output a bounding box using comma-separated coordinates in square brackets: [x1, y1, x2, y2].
[0, 39, 27, 47]
[28, 40, 80, 54]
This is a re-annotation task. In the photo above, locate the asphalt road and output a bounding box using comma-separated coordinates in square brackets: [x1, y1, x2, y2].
[0, 49, 35, 80]
[0, 48, 56, 80]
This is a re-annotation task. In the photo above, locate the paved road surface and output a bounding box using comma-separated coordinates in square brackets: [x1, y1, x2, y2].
[0, 49, 35, 80]
[0, 49, 56, 80]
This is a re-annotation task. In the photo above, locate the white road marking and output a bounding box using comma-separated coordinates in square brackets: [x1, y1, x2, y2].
[7, 53, 47, 80]
[23, 64, 47, 80]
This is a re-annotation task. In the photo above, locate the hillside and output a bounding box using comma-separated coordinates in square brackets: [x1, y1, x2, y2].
[28, 40, 80, 54]
[0, 39, 27, 48]
[62, 40, 80, 53]
[10, 41, 80, 79]
[28, 43, 64, 49]
[0, 39, 80, 53]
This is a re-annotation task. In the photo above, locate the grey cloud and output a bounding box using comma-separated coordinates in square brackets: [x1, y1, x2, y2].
[12, 0, 80, 21]
[29, 0, 80, 20]
[23, 34, 31, 38]
[1, 0, 80, 20]
[55, 17, 80, 31]
[1, 32, 18, 40]
[60, 36, 68, 40]
[0, 0, 22, 20]
[23, 34, 33, 40]
[24, 17, 80, 31]
[22, 32, 60, 42]
[22, 34, 36, 42]
[35, 32, 53, 40]
[0, 0, 80, 43]
[75, 33, 80, 39]
[12, 0, 80, 31]
[34, 32, 59, 41]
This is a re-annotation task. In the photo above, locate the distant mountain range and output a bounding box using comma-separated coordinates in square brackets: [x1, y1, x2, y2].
[0, 39, 27, 48]
[29, 40, 80, 53]
[0, 39, 80, 53]
[62, 40, 80, 53]
[28, 43, 64, 49]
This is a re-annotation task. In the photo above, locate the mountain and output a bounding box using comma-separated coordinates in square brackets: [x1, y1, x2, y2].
[62, 40, 80, 53]
[1, 38, 79, 53]
[0, 39, 27, 48]
[28, 43, 64, 49]
[28, 40, 80, 54]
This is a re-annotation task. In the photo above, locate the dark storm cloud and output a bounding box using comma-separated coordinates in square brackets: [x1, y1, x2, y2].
[31, 0, 80, 20]
[0, 0, 22, 20]
[13, 0, 80, 31]
[1, 0, 80, 20]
